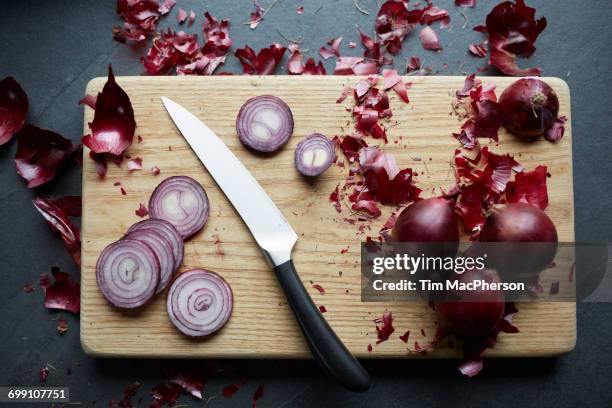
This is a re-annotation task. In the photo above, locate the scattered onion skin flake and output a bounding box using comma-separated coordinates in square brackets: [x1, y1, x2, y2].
[128, 218, 184, 273]
[15, 125, 79, 188]
[235, 44, 287, 75]
[485, 0, 547, 76]
[294, 133, 335, 177]
[419, 26, 442, 51]
[82, 65, 136, 156]
[79, 94, 97, 109]
[33, 197, 81, 265]
[498, 78, 560, 141]
[43, 267, 81, 314]
[166, 269, 233, 337]
[236, 95, 294, 153]
[456, 0, 476, 7]
[0, 76, 29, 146]
[148, 176, 210, 239]
[96, 239, 160, 309]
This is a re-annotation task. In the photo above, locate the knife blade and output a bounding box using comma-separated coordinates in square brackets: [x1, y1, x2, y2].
[161, 97, 370, 392]
[161, 97, 297, 266]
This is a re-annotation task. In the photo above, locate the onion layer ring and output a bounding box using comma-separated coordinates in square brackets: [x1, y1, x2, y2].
[167, 269, 233, 337]
[149, 176, 209, 239]
[294, 133, 335, 176]
[96, 239, 160, 309]
[236, 95, 294, 152]
[124, 228, 175, 294]
[127, 218, 184, 273]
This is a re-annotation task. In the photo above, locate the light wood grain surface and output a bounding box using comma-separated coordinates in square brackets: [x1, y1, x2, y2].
[80, 75, 575, 358]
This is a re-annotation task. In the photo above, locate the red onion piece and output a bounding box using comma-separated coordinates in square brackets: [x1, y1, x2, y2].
[235, 44, 287, 75]
[32, 197, 81, 265]
[167, 269, 233, 337]
[294, 133, 335, 176]
[81, 66, 136, 156]
[392, 197, 459, 244]
[479, 203, 558, 278]
[96, 239, 160, 309]
[0, 76, 29, 146]
[435, 268, 505, 337]
[149, 176, 209, 239]
[15, 125, 79, 188]
[128, 218, 184, 272]
[124, 229, 175, 294]
[498, 78, 560, 141]
[236, 96, 294, 153]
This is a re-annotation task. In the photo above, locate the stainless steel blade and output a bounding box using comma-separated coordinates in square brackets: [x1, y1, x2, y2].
[161, 97, 297, 266]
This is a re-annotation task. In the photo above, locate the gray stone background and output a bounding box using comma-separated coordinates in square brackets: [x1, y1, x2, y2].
[0, 0, 610, 407]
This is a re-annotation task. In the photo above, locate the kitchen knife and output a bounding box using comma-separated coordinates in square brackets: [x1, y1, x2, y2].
[161, 97, 370, 392]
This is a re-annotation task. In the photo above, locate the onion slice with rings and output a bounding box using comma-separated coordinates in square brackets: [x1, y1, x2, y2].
[236, 95, 294, 153]
[148, 176, 209, 239]
[124, 228, 175, 294]
[294, 133, 335, 177]
[166, 269, 233, 337]
[96, 239, 160, 309]
[127, 218, 184, 272]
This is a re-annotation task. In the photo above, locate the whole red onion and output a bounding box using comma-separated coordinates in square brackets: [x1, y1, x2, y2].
[392, 197, 459, 244]
[435, 267, 505, 337]
[392, 197, 460, 294]
[479, 203, 558, 278]
[498, 78, 559, 141]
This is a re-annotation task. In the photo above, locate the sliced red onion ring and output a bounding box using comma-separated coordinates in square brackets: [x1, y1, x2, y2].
[127, 218, 184, 272]
[167, 269, 233, 337]
[124, 229, 175, 294]
[96, 239, 160, 309]
[294, 133, 335, 177]
[149, 176, 209, 239]
[236, 95, 294, 153]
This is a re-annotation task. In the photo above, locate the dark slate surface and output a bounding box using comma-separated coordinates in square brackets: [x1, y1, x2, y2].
[0, 1, 610, 407]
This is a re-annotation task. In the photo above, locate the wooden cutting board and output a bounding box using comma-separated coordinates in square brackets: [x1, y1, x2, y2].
[80, 75, 575, 358]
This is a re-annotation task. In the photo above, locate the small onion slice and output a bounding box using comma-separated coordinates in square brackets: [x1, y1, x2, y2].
[124, 229, 175, 294]
[236, 95, 294, 152]
[149, 176, 209, 239]
[127, 218, 184, 272]
[167, 269, 233, 337]
[294, 133, 335, 177]
[96, 239, 160, 309]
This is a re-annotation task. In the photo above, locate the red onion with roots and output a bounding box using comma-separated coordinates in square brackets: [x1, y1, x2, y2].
[498, 78, 559, 141]
[167, 269, 233, 337]
[149, 176, 209, 239]
[294, 133, 335, 176]
[479, 203, 558, 278]
[96, 239, 160, 309]
[236, 95, 294, 153]
[435, 268, 505, 337]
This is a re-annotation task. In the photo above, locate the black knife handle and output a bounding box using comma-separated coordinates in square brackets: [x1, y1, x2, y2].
[273, 260, 371, 392]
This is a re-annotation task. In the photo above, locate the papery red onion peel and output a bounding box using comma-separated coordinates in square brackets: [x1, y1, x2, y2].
[0, 76, 28, 146]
